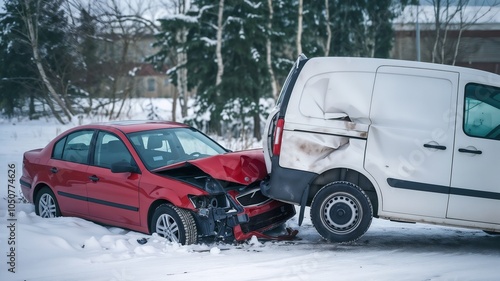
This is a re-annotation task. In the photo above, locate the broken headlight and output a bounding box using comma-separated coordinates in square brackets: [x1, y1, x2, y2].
[189, 194, 230, 210]
[203, 177, 225, 194]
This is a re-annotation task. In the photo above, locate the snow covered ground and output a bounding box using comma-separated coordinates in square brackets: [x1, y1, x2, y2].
[1, 101, 500, 281]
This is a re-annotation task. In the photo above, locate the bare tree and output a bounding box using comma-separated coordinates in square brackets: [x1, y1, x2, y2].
[266, 0, 278, 99]
[452, 0, 498, 65]
[324, 0, 332, 56]
[429, 0, 498, 65]
[297, 0, 303, 56]
[68, 0, 159, 119]
[215, 0, 225, 95]
[173, 0, 190, 121]
[18, 0, 74, 123]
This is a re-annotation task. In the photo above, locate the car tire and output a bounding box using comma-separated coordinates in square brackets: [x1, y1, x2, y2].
[35, 187, 61, 218]
[151, 204, 198, 245]
[311, 181, 373, 243]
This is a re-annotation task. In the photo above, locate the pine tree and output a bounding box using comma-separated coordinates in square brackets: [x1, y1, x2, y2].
[148, 0, 413, 139]
[0, 0, 81, 121]
[0, 0, 39, 118]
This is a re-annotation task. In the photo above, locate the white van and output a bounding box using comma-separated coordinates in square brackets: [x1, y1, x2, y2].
[262, 55, 500, 242]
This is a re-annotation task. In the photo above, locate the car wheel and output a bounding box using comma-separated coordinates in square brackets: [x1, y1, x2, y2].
[311, 181, 373, 243]
[151, 204, 198, 245]
[35, 187, 61, 218]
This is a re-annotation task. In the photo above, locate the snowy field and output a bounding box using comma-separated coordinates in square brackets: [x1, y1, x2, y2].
[1, 100, 500, 281]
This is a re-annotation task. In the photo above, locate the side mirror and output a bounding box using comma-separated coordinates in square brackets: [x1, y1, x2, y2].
[111, 161, 140, 174]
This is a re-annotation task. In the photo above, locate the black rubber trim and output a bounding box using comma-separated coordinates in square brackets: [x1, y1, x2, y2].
[57, 191, 139, 211]
[387, 178, 449, 194]
[293, 129, 367, 140]
[19, 179, 32, 189]
[388, 178, 500, 200]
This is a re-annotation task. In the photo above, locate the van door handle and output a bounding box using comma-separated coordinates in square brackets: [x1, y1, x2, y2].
[458, 148, 482, 155]
[50, 167, 58, 173]
[423, 144, 446, 150]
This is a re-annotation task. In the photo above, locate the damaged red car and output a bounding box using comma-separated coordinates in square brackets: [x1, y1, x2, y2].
[20, 121, 295, 244]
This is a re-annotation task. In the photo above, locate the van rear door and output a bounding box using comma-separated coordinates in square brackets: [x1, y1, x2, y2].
[447, 83, 500, 225]
[365, 66, 459, 218]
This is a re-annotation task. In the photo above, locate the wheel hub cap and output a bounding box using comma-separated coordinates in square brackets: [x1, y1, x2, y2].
[322, 193, 361, 233]
[156, 214, 180, 243]
[39, 194, 57, 218]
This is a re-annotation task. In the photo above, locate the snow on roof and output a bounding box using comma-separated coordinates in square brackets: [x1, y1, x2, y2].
[396, 4, 500, 25]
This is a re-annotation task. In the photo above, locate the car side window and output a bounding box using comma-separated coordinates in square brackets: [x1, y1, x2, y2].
[94, 131, 133, 169]
[464, 83, 500, 141]
[59, 130, 94, 164]
[52, 137, 66, 159]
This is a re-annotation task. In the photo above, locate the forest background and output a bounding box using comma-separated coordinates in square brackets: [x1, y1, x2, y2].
[1, 0, 497, 140]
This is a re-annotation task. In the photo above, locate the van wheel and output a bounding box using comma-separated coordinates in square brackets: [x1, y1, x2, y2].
[311, 181, 373, 243]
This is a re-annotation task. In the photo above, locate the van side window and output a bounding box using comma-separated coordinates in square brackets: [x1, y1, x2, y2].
[464, 83, 500, 140]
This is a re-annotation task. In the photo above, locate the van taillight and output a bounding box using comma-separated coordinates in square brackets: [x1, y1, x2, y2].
[273, 118, 285, 156]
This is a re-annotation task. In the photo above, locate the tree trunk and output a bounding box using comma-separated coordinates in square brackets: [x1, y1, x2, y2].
[324, 0, 332, 56]
[216, 0, 225, 89]
[29, 94, 35, 120]
[172, 87, 178, 122]
[266, 0, 278, 99]
[297, 0, 303, 56]
[253, 111, 261, 141]
[431, 0, 441, 63]
[176, 27, 189, 118]
[43, 92, 65, 124]
[23, 0, 72, 123]
[212, 0, 225, 135]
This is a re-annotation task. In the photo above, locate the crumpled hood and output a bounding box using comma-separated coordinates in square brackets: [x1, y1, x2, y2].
[158, 149, 268, 185]
[190, 149, 267, 185]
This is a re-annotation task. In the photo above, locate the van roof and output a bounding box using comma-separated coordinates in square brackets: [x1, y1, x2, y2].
[305, 57, 500, 85]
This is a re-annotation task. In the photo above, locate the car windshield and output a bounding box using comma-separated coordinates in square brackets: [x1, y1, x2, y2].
[127, 128, 227, 170]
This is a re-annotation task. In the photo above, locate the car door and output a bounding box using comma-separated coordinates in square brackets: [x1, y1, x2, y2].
[47, 130, 94, 216]
[86, 130, 141, 225]
[447, 83, 500, 224]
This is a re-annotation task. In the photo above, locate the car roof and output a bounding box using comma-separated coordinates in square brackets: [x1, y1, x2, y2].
[81, 120, 190, 134]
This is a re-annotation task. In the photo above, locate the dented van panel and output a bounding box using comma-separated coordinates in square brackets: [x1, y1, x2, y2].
[279, 130, 348, 171]
[286, 71, 375, 129]
[279, 130, 368, 176]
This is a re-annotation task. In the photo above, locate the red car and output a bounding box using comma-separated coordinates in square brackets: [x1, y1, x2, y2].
[20, 121, 295, 244]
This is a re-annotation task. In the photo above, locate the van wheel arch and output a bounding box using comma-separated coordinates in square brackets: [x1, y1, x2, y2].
[308, 168, 379, 218]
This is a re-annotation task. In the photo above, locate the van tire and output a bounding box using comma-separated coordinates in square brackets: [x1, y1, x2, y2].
[311, 181, 373, 243]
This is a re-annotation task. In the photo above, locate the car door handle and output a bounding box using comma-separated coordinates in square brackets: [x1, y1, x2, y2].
[89, 175, 99, 182]
[423, 144, 446, 150]
[50, 167, 58, 173]
[458, 148, 482, 155]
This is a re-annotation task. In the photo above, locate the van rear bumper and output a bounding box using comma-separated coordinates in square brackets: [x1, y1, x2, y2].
[260, 157, 316, 205]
